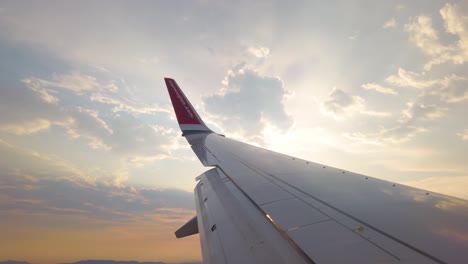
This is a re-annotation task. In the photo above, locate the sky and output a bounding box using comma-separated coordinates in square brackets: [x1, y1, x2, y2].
[1, 1, 468, 263]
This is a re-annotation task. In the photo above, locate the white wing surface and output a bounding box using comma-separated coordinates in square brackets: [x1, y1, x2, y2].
[165, 78, 468, 264]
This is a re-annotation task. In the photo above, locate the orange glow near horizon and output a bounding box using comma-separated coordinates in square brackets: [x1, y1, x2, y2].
[0, 211, 201, 264]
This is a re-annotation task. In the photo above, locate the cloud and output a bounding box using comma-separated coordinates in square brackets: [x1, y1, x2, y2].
[321, 88, 391, 120]
[457, 129, 468, 141]
[90, 92, 171, 115]
[385, 68, 468, 103]
[386, 68, 438, 89]
[5, 71, 180, 159]
[0, 139, 195, 222]
[247, 46, 270, 58]
[0, 172, 195, 222]
[439, 4, 468, 63]
[24, 71, 171, 117]
[404, 4, 468, 70]
[431, 80, 468, 103]
[0, 85, 70, 135]
[0, 161, 201, 263]
[400, 102, 447, 123]
[66, 107, 114, 150]
[65, 108, 177, 156]
[321, 88, 364, 119]
[385, 68, 465, 89]
[382, 18, 397, 29]
[344, 101, 446, 145]
[404, 15, 448, 58]
[0, 139, 95, 184]
[204, 66, 293, 143]
[0, 119, 51, 135]
[361, 82, 398, 95]
[22, 71, 117, 94]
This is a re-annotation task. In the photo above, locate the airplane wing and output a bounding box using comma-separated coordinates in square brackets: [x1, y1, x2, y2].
[165, 78, 468, 264]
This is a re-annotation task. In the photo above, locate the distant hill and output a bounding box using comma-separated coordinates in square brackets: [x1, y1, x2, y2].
[64, 260, 167, 264]
[63, 261, 201, 264]
[1, 260, 201, 264]
[64, 261, 165, 264]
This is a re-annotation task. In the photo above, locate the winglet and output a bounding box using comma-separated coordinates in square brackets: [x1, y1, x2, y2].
[164, 78, 212, 135]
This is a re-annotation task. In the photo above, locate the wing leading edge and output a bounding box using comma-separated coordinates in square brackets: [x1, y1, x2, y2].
[165, 78, 468, 264]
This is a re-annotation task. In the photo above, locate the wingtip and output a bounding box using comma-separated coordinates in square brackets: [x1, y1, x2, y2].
[164, 77, 212, 133]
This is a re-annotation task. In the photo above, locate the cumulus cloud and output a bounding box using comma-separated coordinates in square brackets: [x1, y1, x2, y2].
[22, 71, 117, 94]
[0, 158, 200, 262]
[344, 126, 426, 146]
[0, 171, 194, 222]
[0, 138, 194, 216]
[6, 71, 180, 159]
[400, 102, 447, 122]
[405, 4, 468, 70]
[204, 67, 292, 143]
[344, 101, 446, 145]
[247, 46, 270, 58]
[64, 108, 177, 156]
[361, 82, 398, 95]
[66, 108, 114, 150]
[90, 93, 171, 115]
[321, 88, 364, 119]
[382, 18, 397, 29]
[404, 15, 448, 58]
[384, 68, 464, 89]
[385, 68, 468, 103]
[0, 85, 70, 135]
[0, 139, 95, 184]
[24, 71, 171, 117]
[457, 129, 468, 141]
[386, 68, 431, 88]
[321, 88, 391, 120]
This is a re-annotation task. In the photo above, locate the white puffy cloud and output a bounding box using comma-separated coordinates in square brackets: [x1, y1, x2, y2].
[361, 82, 398, 95]
[0, 119, 51, 135]
[1, 71, 179, 162]
[385, 68, 433, 88]
[0, 85, 70, 135]
[458, 129, 468, 141]
[383, 18, 397, 29]
[400, 102, 447, 123]
[204, 66, 293, 143]
[0, 142, 196, 256]
[385, 68, 458, 89]
[22, 71, 116, 94]
[66, 108, 113, 150]
[321, 88, 365, 119]
[404, 4, 468, 70]
[385, 68, 468, 103]
[405, 15, 448, 58]
[63, 107, 177, 157]
[321, 88, 391, 120]
[0, 139, 95, 184]
[90, 93, 171, 115]
[247, 46, 270, 58]
[344, 101, 446, 146]
[344, 126, 426, 146]
[440, 3, 468, 63]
